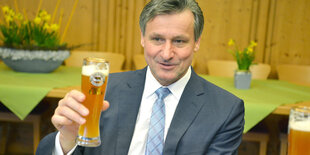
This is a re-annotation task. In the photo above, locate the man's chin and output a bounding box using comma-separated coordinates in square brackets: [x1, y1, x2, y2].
[156, 74, 178, 85]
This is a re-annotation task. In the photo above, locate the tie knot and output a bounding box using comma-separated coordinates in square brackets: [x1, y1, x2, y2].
[155, 87, 170, 100]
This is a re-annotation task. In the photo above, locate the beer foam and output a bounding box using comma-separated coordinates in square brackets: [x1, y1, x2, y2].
[82, 65, 109, 76]
[290, 120, 310, 132]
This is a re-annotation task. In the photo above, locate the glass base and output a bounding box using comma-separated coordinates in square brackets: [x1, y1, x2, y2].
[76, 136, 101, 147]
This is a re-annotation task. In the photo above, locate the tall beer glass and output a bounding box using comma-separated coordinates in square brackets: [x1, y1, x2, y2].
[76, 57, 109, 147]
[288, 106, 310, 154]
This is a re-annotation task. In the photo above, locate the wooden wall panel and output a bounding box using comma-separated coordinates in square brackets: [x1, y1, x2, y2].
[98, 0, 109, 51]
[106, 0, 116, 52]
[254, 0, 270, 63]
[98, 0, 147, 69]
[62, 0, 96, 50]
[1, 0, 309, 74]
[195, 0, 257, 73]
[119, 0, 128, 59]
[266, 0, 310, 77]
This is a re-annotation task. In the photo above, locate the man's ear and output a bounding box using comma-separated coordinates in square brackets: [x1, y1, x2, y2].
[194, 37, 201, 52]
[141, 32, 145, 47]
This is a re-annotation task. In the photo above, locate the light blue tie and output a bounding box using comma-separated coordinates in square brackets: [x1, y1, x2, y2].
[145, 87, 170, 155]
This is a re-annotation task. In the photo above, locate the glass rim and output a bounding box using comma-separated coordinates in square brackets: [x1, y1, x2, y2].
[83, 57, 109, 63]
[291, 106, 310, 113]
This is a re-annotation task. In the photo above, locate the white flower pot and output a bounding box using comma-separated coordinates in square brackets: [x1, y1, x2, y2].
[234, 70, 252, 89]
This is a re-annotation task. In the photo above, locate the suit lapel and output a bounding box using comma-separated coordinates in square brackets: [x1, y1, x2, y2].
[115, 69, 147, 155]
[164, 71, 205, 154]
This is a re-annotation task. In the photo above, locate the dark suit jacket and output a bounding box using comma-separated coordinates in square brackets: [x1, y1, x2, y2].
[36, 68, 244, 155]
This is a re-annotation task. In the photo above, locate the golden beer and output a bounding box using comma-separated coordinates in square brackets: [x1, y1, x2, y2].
[288, 107, 310, 155]
[76, 57, 109, 147]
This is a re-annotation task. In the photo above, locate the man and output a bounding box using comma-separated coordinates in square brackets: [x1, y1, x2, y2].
[36, 0, 244, 154]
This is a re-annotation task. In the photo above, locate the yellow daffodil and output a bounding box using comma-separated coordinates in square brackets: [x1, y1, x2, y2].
[228, 39, 235, 46]
[34, 17, 42, 24]
[15, 13, 24, 21]
[5, 16, 13, 23]
[248, 47, 253, 52]
[0, 5, 74, 51]
[247, 48, 253, 55]
[43, 23, 50, 30]
[50, 24, 59, 32]
[228, 39, 257, 71]
[39, 10, 48, 17]
[2, 6, 10, 14]
[43, 14, 51, 22]
[8, 9, 15, 17]
[249, 41, 257, 48]
[37, 10, 51, 22]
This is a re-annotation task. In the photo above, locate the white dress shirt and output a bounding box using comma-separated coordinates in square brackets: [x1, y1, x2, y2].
[54, 66, 191, 155]
[128, 67, 191, 154]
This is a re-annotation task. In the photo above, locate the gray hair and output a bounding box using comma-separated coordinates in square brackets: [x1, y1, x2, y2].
[139, 0, 204, 41]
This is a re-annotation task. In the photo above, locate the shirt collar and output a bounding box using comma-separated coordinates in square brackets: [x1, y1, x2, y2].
[143, 66, 191, 100]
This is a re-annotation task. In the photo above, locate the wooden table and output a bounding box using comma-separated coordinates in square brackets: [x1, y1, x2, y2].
[272, 101, 310, 115]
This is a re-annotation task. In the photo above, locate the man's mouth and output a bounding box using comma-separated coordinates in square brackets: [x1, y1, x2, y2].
[159, 62, 175, 70]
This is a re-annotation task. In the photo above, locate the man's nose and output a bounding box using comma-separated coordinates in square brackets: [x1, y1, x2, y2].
[162, 41, 174, 60]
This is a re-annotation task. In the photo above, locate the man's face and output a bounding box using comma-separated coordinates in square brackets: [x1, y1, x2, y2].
[141, 10, 201, 86]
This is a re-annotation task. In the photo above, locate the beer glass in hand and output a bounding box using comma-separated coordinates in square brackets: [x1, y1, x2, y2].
[76, 57, 109, 147]
[288, 106, 310, 154]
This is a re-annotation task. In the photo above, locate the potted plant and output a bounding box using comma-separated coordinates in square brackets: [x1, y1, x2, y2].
[0, 1, 78, 73]
[228, 39, 257, 89]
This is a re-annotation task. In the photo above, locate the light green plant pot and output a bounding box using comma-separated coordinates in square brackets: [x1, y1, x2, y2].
[234, 70, 252, 89]
[0, 48, 70, 73]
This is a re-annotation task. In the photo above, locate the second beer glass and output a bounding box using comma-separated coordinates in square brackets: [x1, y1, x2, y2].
[288, 106, 310, 154]
[76, 57, 109, 147]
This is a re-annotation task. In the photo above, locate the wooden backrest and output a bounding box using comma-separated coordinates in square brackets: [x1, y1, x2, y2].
[277, 64, 310, 86]
[207, 60, 271, 79]
[65, 51, 125, 72]
[133, 54, 147, 70]
[133, 54, 196, 70]
[250, 64, 271, 80]
[207, 60, 237, 77]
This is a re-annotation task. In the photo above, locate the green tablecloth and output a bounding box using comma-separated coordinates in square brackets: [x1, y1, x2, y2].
[200, 75, 310, 132]
[0, 63, 81, 120]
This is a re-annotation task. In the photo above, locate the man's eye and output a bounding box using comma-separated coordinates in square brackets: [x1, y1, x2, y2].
[174, 40, 184, 43]
[152, 37, 163, 42]
[173, 39, 188, 46]
[151, 37, 165, 45]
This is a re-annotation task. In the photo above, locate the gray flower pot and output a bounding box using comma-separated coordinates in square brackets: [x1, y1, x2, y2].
[234, 71, 252, 89]
[2, 58, 65, 73]
[0, 48, 70, 73]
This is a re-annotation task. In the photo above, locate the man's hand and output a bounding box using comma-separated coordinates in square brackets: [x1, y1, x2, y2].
[51, 90, 109, 153]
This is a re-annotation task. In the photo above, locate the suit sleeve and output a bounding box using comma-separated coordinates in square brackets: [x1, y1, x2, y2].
[36, 132, 57, 155]
[206, 99, 245, 155]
